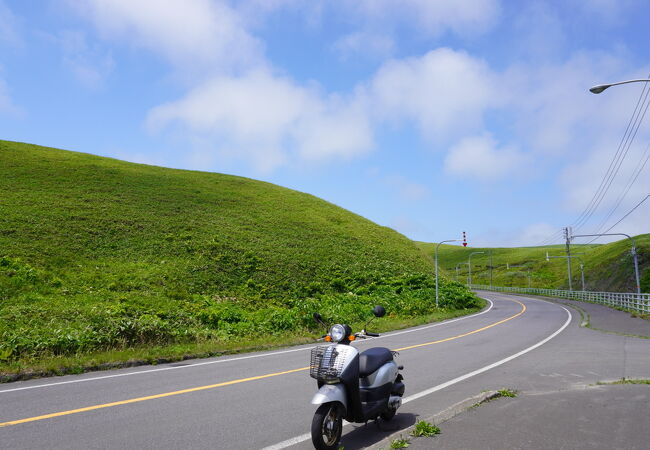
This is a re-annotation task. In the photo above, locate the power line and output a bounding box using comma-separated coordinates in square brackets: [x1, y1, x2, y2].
[566, 86, 646, 232]
[589, 142, 650, 237]
[535, 73, 650, 246]
[537, 229, 564, 246]
[586, 194, 649, 243]
[572, 79, 650, 232]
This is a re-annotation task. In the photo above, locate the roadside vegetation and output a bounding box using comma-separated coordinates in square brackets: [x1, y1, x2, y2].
[389, 436, 411, 448]
[597, 378, 650, 385]
[411, 420, 441, 437]
[0, 141, 482, 379]
[418, 237, 650, 293]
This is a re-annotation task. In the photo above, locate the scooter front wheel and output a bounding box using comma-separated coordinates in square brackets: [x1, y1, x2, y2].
[311, 402, 344, 450]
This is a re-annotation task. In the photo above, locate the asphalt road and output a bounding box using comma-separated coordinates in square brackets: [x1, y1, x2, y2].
[400, 293, 650, 450]
[0, 292, 599, 449]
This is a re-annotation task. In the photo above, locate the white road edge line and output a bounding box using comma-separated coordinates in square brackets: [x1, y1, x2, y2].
[0, 300, 494, 394]
[259, 300, 572, 450]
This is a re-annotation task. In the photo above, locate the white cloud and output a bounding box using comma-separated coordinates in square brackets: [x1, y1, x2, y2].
[514, 53, 650, 236]
[511, 1, 566, 62]
[388, 215, 429, 236]
[383, 175, 430, 202]
[145, 47, 507, 172]
[0, 0, 20, 45]
[505, 53, 634, 156]
[333, 31, 395, 60]
[0, 75, 22, 117]
[472, 222, 561, 247]
[58, 30, 114, 88]
[69, 0, 650, 223]
[146, 69, 373, 172]
[342, 0, 500, 37]
[560, 141, 650, 231]
[568, 0, 636, 26]
[444, 134, 528, 180]
[368, 48, 502, 142]
[329, 0, 500, 58]
[239, 0, 500, 36]
[71, 0, 262, 74]
[518, 223, 563, 246]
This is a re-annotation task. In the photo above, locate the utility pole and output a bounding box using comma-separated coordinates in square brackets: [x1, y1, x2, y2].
[564, 227, 573, 291]
[435, 239, 462, 307]
[570, 232, 641, 295]
[546, 253, 585, 290]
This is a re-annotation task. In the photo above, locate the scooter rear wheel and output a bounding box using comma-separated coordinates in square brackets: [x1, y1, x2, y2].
[311, 402, 344, 450]
[380, 407, 397, 421]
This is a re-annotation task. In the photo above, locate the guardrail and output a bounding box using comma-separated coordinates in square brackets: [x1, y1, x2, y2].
[470, 285, 650, 314]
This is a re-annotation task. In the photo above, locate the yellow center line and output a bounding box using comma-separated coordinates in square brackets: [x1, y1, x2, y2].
[0, 299, 525, 428]
[0, 367, 309, 427]
[394, 299, 526, 351]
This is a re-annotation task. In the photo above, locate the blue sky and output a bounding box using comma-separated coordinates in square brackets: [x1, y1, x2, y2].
[1, 0, 649, 246]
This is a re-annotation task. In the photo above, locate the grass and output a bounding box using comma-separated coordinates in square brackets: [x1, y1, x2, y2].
[411, 420, 440, 437]
[0, 304, 484, 381]
[0, 140, 482, 377]
[472, 388, 518, 408]
[597, 378, 650, 385]
[417, 236, 650, 293]
[389, 436, 410, 448]
[496, 388, 518, 398]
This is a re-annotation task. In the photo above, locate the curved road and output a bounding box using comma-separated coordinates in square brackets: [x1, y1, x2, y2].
[0, 293, 571, 449]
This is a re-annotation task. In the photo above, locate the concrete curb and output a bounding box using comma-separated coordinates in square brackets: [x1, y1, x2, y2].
[366, 390, 500, 450]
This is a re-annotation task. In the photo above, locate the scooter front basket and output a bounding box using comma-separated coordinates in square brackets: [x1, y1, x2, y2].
[310, 345, 354, 383]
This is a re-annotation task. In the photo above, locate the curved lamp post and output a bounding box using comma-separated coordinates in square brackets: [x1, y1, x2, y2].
[435, 239, 462, 307]
[587, 78, 646, 294]
[571, 233, 640, 294]
[455, 262, 468, 282]
[467, 251, 485, 287]
[590, 78, 650, 94]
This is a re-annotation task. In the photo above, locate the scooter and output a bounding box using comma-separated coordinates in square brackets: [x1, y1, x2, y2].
[309, 306, 405, 450]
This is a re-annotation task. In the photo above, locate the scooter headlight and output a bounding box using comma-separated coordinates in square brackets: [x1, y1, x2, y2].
[329, 324, 346, 343]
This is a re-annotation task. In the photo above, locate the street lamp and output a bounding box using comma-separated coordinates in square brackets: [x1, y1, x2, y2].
[590, 79, 650, 94]
[468, 251, 485, 286]
[435, 239, 462, 308]
[455, 262, 469, 282]
[488, 250, 493, 288]
[546, 252, 586, 290]
[570, 232, 640, 294]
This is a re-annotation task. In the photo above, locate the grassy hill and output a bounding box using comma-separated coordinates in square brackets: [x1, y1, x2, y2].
[0, 140, 479, 377]
[417, 236, 650, 293]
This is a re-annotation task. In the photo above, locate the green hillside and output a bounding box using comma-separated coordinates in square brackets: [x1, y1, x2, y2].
[0, 141, 479, 377]
[417, 236, 650, 293]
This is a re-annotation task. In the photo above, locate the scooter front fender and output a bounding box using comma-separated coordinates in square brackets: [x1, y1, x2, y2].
[311, 384, 347, 413]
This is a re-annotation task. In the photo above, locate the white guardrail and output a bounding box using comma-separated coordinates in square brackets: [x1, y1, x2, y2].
[470, 284, 650, 314]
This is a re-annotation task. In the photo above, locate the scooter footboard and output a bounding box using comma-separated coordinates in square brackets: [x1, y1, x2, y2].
[311, 384, 348, 413]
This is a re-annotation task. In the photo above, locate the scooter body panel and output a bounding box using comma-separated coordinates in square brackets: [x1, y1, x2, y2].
[311, 384, 348, 413]
[360, 361, 398, 389]
[309, 310, 405, 450]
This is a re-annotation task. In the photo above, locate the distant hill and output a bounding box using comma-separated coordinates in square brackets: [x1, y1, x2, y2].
[1, 140, 435, 300]
[0, 140, 478, 374]
[417, 236, 650, 293]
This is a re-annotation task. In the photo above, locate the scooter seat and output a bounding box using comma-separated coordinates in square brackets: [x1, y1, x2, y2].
[359, 347, 393, 377]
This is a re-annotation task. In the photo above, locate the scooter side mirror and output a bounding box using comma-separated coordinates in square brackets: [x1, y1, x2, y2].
[313, 312, 326, 326]
[373, 305, 386, 318]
